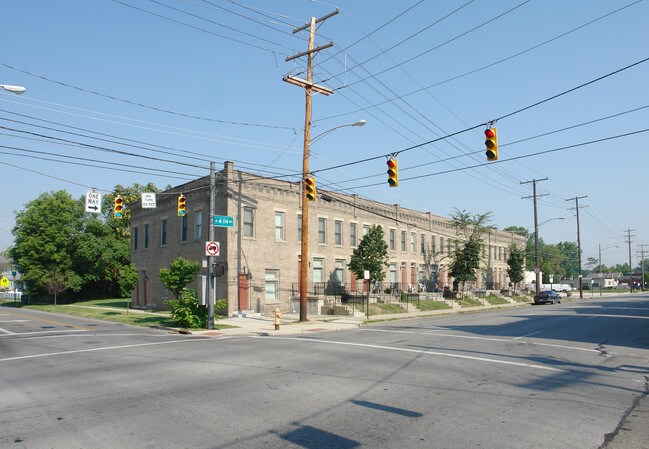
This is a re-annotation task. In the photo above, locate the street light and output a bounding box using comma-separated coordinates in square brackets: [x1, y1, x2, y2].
[598, 244, 619, 296]
[0, 84, 26, 94]
[299, 119, 366, 322]
[310, 119, 366, 145]
[539, 217, 565, 227]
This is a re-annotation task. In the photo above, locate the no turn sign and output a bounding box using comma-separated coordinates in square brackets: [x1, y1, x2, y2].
[205, 241, 220, 257]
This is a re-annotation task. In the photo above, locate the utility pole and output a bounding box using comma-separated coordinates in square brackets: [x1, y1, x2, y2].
[624, 228, 635, 289]
[521, 178, 548, 296]
[283, 11, 337, 322]
[207, 161, 216, 329]
[566, 195, 587, 299]
[637, 244, 648, 291]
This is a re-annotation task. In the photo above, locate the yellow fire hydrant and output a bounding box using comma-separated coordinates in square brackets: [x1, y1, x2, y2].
[274, 308, 281, 330]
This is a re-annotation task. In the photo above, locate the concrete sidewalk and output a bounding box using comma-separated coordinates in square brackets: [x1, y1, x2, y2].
[184, 299, 533, 337]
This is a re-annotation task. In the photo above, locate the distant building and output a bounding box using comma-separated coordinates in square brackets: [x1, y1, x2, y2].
[129, 161, 526, 315]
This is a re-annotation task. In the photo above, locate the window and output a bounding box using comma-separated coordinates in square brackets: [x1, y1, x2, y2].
[275, 212, 285, 241]
[313, 258, 324, 283]
[297, 214, 302, 243]
[421, 234, 426, 254]
[132, 227, 138, 251]
[143, 223, 149, 249]
[363, 224, 370, 236]
[389, 263, 397, 283]
[389, 229, 396, 251]
[194, 210, 202, 240]
[410, 232, 416, 253]
[243, 207, 255, 237]
[160, 219, 167, 246]
[265, 270, 279, 301]
[318, 218, 327, 244]
[334, 220, 343, 246]
[448, 239, 452, 254]
[334, 259, 345, 284]
[350, 223, 357, 247]
[180, 215, 188, 242]
[401, 231, 406, 252]
[431, 235, 436, 255]
[440, 237, 444, 255]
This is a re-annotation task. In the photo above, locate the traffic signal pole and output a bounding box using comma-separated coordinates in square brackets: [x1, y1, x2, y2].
[207, 161, 216, 329]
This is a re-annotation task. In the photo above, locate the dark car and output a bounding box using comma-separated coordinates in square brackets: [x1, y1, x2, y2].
[534, 290, 561, 304]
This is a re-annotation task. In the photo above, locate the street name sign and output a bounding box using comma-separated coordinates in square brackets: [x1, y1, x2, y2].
[85, 191, 102, 214]
[141, 192, 157, 208]
[213, 215, 234, 227]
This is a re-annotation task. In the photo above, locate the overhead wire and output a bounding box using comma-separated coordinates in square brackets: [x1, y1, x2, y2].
[315, 0, 644, 124]
[0, 62, 296, 131]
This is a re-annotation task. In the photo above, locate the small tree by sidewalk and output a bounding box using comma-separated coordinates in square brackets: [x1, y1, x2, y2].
[347, 225, 389, 292]
[506, 243, 525, 295]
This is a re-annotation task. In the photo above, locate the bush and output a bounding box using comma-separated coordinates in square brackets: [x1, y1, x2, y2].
[165, 288, 207, 328]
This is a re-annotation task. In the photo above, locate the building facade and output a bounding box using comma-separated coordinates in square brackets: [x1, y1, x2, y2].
[130, 161, 525, 315]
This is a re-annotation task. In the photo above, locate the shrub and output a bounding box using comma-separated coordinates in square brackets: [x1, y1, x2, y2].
[166, 288, 207, 328]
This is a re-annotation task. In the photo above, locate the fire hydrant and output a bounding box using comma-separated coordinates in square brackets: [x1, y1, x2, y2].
[274, 308, 281, 331]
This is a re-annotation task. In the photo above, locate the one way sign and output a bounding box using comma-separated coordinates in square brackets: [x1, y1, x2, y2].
[85, 191, 102, 214]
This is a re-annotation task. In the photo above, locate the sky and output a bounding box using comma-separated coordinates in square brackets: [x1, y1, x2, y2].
[1, 0, 648, 269]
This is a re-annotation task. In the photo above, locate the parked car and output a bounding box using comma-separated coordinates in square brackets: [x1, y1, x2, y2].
[534, 290, 561, 304]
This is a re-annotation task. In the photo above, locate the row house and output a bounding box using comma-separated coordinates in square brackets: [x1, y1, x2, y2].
[130, 161, 525, 316]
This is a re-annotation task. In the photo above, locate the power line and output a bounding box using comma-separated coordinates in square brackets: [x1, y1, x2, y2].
[0, 62, 296, 131]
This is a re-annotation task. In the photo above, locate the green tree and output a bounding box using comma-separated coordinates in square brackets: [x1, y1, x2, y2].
[159, 257, 201, 299]
[348, 225, 389, 289]
[448, 209, 493, 292]
[556, 241, 579, 279]
[506, 243, 526, 295]
[9, 191, 85, 297]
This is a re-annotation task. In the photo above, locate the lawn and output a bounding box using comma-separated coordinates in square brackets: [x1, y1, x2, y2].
[411, 299, 452, 311]
[0, 298, 236, 330]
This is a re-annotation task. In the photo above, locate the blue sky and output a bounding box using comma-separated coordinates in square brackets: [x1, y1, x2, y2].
[1, 0, 648, 269]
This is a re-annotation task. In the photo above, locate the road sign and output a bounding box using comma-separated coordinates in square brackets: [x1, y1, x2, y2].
[0, 277, 9, 288]
[141, 192, 157, 208]
[205, 241, 220, 257]
[213, 215, 234, 227]
[85, 191, 102, 214]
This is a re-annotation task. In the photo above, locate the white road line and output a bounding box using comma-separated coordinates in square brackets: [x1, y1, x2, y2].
[361, 328, 600, 353]
[0, 320, 30, 323]
[0, 339, 199, 363]
[0, 327, 16, 335]
[258, 336, 565, 372]
[0, 329, 86, 337]
[514, 331, 541, 340]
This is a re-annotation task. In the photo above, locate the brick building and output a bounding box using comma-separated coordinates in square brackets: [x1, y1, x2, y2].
[129, 161, 525, 315]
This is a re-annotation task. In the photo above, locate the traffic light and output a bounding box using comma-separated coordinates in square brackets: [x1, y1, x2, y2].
[387, 157, 399, 187]
[305, 177, 316, 201]
[177, 194, 186, 216]
[114, 195, 124, 219]
[485, 127, 498, 161]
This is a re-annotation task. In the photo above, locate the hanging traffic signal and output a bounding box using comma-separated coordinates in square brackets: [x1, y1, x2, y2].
[114, 195, 124, 219]
[305, 177, 317, 201]
[485, 127, 498, 161]
[387, 157, 399, 187]
[177, 194, 186, 216]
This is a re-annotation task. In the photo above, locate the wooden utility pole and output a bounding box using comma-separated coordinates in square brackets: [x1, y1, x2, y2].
[521, 178, 548, 296]
[566, 195, 588, 298]
[283, 11, 337, 322]
[624, 228, 635, 289]
[637, 243, 647, 291]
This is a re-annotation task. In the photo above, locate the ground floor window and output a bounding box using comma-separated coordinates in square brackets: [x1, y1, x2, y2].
[265, 270, 279, 301]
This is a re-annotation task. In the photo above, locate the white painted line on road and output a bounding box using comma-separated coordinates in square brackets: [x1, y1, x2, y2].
[0, 320, 30, 323]
[261, 336, 565, 372]
[0, 339, 199, 363]
[361, 329, 600, 353]
[514, 331, 541, 340]
[586, 316, 598, 320]
[0, 329, 86, 337]
[0, 327, 16, 335]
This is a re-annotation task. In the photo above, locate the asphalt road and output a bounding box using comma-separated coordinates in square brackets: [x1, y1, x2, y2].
[1, 295, 648, 449]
